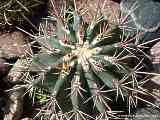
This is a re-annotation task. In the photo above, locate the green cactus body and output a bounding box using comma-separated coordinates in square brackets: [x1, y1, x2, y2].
[29, 4, 159, 120]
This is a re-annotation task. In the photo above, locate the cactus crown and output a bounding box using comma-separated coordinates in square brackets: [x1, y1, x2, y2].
[29, 1, 159, 119]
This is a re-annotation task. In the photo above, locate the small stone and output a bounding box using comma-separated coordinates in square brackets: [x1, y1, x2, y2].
[0, 31, 32, 58]
[150, 41, 160, 73]
[4, 86, 25, 120]
[7, 58, 32, 84]
[151, 41, 160, 64]
[120, 0, 160, 32]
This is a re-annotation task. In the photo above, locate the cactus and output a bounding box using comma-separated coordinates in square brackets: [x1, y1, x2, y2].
[27, 1, 160, 119]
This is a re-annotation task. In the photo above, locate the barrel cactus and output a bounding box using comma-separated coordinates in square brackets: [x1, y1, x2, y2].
[28, 1, 160, 119]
